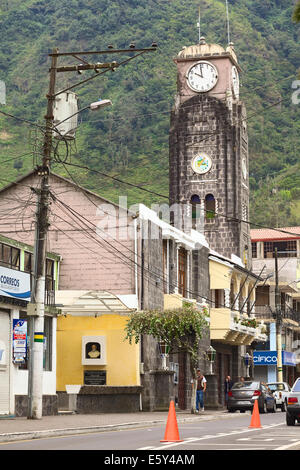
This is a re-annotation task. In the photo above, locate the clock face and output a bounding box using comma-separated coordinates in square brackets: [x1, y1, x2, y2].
[232, 66, 240, 98]
[187, 61, 218, 93]
[191, 153, 212, 174]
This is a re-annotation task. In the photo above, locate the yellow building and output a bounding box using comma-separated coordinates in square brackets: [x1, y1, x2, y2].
[209, 252, 267, 405]
[55, 291, 142, 413]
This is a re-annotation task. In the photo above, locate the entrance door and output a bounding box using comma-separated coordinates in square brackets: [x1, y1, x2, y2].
[0, 311, 10, 415]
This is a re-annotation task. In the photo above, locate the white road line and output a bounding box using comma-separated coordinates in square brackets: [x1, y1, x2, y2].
[137, 446, 156, 450]
[149, 422, 284, 450]
[275, 440, 300, 451]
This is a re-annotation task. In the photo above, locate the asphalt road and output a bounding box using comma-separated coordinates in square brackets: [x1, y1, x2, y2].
[0, 410, 299, 452]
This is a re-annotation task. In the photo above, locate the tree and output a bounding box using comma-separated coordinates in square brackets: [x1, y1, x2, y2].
[124, 302, 209, 412]
[293, 1, 300, 22]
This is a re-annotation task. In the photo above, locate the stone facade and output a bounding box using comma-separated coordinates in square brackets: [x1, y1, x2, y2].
[169, 93, 251, 265]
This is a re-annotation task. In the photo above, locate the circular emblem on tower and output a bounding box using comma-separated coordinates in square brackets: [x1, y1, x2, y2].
[191, 153, 212, 174]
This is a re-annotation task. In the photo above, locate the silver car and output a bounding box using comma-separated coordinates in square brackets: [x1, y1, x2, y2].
[227, 381, 276, 414]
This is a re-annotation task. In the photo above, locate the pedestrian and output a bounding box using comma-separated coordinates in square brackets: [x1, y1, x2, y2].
[224, 375, 234, 404]
[195, 369, 207, 412]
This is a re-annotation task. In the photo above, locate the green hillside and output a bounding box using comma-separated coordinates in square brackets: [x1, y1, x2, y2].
[0, 0, 299, 228]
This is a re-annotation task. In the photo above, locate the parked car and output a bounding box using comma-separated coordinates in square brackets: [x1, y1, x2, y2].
[266, 382, 291, 412]
[286, 378, 300, 426]
[227, 381, 276, 414]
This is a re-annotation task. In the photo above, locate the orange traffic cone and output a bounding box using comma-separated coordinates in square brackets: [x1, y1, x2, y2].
[249, 399, 262, 429]
[160, 400, 183, 442]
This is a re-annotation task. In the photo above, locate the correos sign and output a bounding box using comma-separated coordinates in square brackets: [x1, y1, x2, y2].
[0, 266, 31, 302]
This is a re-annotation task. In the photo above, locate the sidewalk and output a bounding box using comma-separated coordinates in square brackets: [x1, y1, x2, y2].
[0, 409, 240, 443]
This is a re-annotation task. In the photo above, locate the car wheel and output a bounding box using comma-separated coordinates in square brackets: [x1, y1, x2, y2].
[271, 401, 276, 413]
[281, 401, 287, 412]
[286, 411, 296, 426]
[228, 408, 236, 413]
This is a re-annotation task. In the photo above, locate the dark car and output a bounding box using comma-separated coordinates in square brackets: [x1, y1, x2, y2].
[286, 378, 300, 426]
[227, 381, 276, 414]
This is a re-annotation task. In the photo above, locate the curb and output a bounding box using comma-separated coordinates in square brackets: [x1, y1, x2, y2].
[0, 412, 246, 443]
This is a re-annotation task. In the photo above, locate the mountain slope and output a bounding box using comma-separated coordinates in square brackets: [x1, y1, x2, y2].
[0, 0, 299, 227]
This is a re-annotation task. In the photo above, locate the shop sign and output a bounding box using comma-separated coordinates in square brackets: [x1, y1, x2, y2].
[253, 350, 297, 367]
[0, 266, 31, 301]
[253, 351, 277, 365]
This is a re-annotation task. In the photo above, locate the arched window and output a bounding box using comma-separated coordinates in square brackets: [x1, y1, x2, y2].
[190, 195, 200, 229]
[205, 194, 216, 221]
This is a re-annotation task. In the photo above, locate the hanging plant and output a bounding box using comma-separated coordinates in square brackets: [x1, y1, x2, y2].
[124, 302, 209, 376]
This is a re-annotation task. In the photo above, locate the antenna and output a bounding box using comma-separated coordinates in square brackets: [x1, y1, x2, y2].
[225, 0, 231, 45]
[197, 5, 201, 43]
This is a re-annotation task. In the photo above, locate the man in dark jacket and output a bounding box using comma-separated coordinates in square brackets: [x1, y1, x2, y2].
[224, 375, 234, 404]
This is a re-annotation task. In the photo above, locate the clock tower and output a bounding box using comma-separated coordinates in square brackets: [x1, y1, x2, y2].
[169, 37, 251, 267]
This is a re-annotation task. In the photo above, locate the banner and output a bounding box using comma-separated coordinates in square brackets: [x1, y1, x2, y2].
[13, 319, 27, 364]
[0, 266, 31, 301]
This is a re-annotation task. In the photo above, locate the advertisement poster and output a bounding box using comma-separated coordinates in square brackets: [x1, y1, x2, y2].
[13, 319, 27, 364]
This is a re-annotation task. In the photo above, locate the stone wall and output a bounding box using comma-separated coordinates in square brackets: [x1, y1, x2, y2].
[169, 94, 251, 262]
[15, 395, 58, 417]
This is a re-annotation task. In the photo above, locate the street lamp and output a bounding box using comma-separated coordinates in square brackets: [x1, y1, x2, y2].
[53, 97, 112, 139]
[206, 345, 216, 374]
[158, 340, 170, 370]
[243, 352, 252, 378]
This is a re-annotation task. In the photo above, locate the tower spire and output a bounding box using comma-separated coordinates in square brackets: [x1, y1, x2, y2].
[197, 5, 201, 44]
[225, 0, 231, 45]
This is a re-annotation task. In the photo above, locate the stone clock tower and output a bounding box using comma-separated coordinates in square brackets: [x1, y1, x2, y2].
[169, 37, 251, 268]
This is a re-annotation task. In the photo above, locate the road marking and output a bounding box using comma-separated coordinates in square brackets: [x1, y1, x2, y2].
[149, 422, 284, 450]
[275, 439, 300, 451]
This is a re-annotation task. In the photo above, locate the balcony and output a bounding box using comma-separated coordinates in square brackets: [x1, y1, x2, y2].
[210, 308, 267, 345]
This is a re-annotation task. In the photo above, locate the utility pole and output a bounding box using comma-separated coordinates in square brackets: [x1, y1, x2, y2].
[27, 49, 58, 419]
[275, 247, 283, 382]
[27, 44, 157, 419]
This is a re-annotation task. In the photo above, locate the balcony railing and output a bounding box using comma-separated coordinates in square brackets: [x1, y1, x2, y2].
[254, 305, 300, 325]
[254, 305, 275, 321]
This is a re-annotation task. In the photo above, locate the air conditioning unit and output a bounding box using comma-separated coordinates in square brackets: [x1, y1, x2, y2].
[53, 91, 79, 140]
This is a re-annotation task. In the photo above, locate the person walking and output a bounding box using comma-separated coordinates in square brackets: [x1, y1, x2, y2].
[195, 369, 207, 412]
[224, 375, 234, 404]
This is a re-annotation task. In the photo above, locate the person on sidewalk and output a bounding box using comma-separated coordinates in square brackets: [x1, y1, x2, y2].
[195, 369, 207, 412]
[224, 375, 234, 404]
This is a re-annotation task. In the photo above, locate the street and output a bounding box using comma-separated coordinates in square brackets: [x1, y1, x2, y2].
[0, 411, 299, 451]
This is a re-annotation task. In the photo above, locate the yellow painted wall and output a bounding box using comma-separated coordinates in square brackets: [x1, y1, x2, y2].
[209, 260, 231, 290]
[56, 314, 140, 391]
[164, 293, 184, 309]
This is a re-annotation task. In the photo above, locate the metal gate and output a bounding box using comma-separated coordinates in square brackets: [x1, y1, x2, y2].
[0, 311, 10, 415]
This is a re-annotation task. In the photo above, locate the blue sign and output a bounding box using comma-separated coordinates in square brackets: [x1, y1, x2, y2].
[253, 350, 296, 367]
[253, 351, 277, 365]
[283, 351, 297, 367]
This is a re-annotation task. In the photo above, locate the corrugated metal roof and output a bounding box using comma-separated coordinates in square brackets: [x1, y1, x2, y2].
[251, 227, 300, 241]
